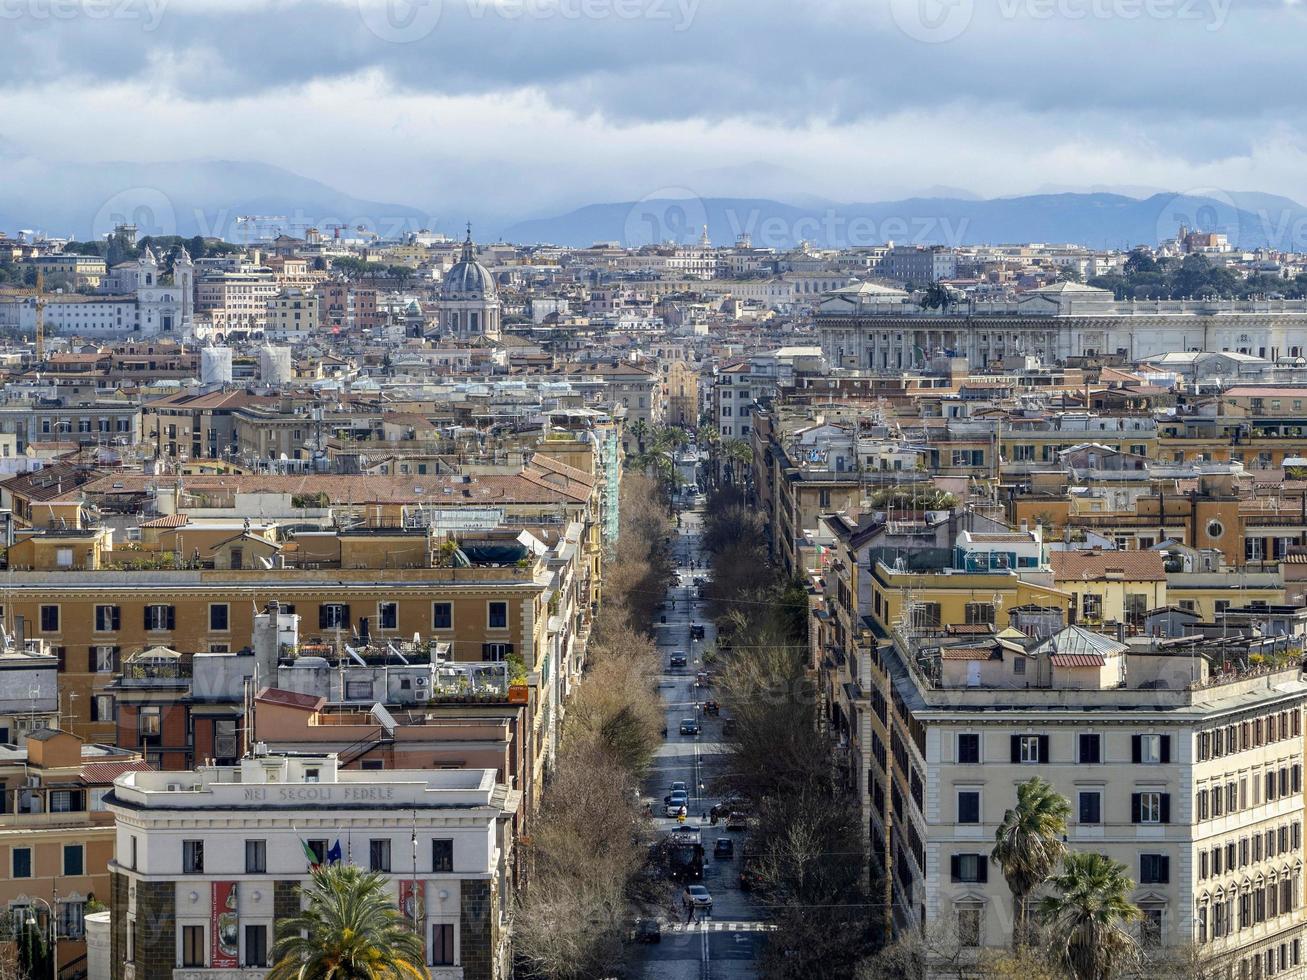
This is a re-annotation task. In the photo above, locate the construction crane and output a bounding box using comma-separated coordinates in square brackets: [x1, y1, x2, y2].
[7, 269, 46, 363]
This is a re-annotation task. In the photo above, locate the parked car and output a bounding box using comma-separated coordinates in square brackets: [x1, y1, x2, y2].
[664, 791, 688, 816]
[690, 623, 705, 639]
[669, 653, 687, 669]
[634, 917, 662, 943]
[726, 810, 750, 831]
[679, 718, 700, 735]
[713, 837, 734, 859]
[683, 884, 713, 909]
[721, 717, 737, 736]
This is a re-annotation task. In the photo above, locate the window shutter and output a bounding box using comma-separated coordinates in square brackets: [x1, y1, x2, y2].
[85, 648, 96, 673]
[56, 647, 65, 671]
[342, 604, 351, 627]
[319, 605, 330, 629]
[1160, 735, 1171, 764]
[1161, 856, 1170, 883]
[1037, 735, 1050, 763]
[1010, 736, 1021, 763]
[111, 606, 121, 630]
[144, 607, 152, 629]
[1160, 794, 1171, 824]
[1131, 735, 1142, 763]
[977, 859, 988, 883]
[1131, 793, 1142, 823]
[950, 855, 961, 882]
[166, 606, 176, 631]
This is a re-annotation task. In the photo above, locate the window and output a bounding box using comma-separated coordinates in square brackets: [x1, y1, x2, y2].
[209, 604, 229, 632]
[956, 906, 982, 947]
[144, 604, 175, 631]
[139, 706, 161, 739]
[182, 925, 206, 967]
[40, 605, 59, 633]
[1133, 734, 1169, 764]
[958, 791, 980, 824]
[61, 844, 84, 876]
[319, 603, 350, 630]
[481, 643, 513, 662]
[1132, 792, 1169, 824]
[950, 853, 988, 883]
[432, 838, 453, 873]
[1013, 657, 1026, 676]
[1078, 733, 1101, 764]
[59, 901, 85, 940]
[1140, 854, 1170, 884]
[243, 924, 268, 968]
[1078, 790, 1102, 825]
[183, 839, 204, 874]
[431, 923, 455, 967]
[94, 645, 117, 673]
[245, 839, 266, 874]
[345, 680, 374, 701]
[1081, 594, 1102, 620]
[12, 847, 31, 878]
[1011, 734, 1047, 764]
[432, 602, 452, 630]
[1140, 907, 1163, 947]
[307, 840, 328, 865]
[94, 605, 120, 632]
[488, 601, 508, 629]
[378, 601, 399, 630]
[369, 839, 391, 873]
[91, 695, 114, 723]
[957, 734, 980, 764]
[964, 602, 994, 625]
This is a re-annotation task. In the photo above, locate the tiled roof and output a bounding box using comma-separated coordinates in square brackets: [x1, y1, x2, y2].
[255, 687, 328, 711]
[140, 514, 189, 528]
[1049, 549, 1166, 582]
[940, 646, 1000, 661]
[1050, 653, 1106, 668]
[80, 760, 152, 784]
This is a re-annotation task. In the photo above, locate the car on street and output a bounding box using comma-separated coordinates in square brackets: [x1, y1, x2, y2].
[633, 917, 662, 943]
[683, 884, 713, 909]
[703, 699, 719, 716]
[679, 718, 700, 735]
[694, 671, 710, 688]
[668, 781, 687, 796]
[721, 717, 737, 736]
[664, 791, 688, 816]
[726, 810, 750, 831]
[690, 623, 705, 639]
[713, 837, 734, 859]
[668, 653, 687, 668]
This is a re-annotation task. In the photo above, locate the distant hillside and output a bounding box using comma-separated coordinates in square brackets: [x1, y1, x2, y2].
[0, 158, 436, 242]
[501, 192, 1307, 250]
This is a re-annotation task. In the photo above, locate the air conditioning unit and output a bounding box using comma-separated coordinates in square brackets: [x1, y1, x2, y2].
[165, 782, 183, 792]
[413, 676, 429, 688]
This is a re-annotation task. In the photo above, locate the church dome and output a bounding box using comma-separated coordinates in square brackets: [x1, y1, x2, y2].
[442, 228, 497, 299]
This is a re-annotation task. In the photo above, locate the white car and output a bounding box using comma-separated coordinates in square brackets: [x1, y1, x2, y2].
[683, 885, 713, 909]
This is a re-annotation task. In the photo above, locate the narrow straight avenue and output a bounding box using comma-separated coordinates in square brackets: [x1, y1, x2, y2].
[633, 501, 767, 980]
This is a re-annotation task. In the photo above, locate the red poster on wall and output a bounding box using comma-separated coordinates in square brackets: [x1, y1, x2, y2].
[399, 880, 425, 952]
[211, 881, 239, 968]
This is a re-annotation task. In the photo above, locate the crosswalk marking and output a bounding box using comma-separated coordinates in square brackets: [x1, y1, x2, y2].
[662, 920, 775, 933]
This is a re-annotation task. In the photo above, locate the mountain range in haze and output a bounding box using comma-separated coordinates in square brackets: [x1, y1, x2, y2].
[1, 156, 1304, 252]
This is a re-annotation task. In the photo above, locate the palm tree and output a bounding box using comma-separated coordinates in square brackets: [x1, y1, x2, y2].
[723, 439, 752, 486]
[1038, 852, 1142, 980]
[990, 777, 1071, 949]
[627, 419, 651, 456]
[267, 864, 427, 980]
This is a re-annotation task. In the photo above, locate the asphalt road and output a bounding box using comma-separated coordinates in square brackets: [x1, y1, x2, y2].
[630, 501, 766, 980]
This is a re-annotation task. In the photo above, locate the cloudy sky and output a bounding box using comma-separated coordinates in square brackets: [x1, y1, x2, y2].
[2, 0, 1306, 227]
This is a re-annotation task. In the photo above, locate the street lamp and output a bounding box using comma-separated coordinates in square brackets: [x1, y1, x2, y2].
[22, 896, 56, 980]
